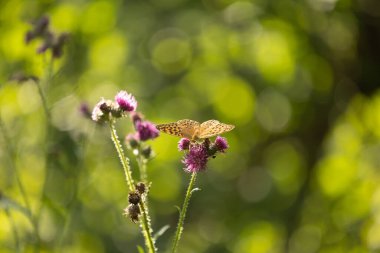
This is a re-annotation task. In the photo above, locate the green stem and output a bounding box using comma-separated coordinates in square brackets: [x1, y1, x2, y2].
[136, 145, 147, 183]
[0, 117, 40, 252]
[4, 208, 21, 253]
[35, 81, 50, 119]
[171, 172, 197, 253]
[109, 121, 135, 191]
[139, 201, 156, 253]
[109, 121, 156, 253]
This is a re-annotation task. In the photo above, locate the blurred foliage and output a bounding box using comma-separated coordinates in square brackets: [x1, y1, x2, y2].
[1, 0, 380, 252]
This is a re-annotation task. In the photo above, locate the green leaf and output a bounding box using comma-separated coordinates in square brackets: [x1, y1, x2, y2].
[137, 245, 145, 253]
[153, 224, 170, 240]
[190, 187, 201, 195]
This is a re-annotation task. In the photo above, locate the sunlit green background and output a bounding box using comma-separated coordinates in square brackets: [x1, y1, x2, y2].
[1, 0, 380, 252]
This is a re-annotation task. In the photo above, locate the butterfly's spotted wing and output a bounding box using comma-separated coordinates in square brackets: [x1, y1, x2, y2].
[198, 120, 235, 139]
[155, 122, 182, 137]
[176, 119, 200, 139]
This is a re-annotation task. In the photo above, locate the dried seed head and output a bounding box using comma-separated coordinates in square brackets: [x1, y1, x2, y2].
[124, 204, 140, 223]
[136, 182, 146, 195]
[128, 191, 141, 205]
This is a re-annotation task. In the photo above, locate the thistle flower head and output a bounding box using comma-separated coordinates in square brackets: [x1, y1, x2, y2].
[124, 204, 140, 223]
[91, 98, 111, 123]
[214, 136, 229, 152]
[128, 191, 141, 205]
[182, 144, 209, 173]
[178, 138, 191, 151]
[136, 182, 146, 195]
[136, 121, 159, 141]
[115, 91, 137, 112]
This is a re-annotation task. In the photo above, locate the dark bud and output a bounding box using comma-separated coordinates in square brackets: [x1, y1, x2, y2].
[33, 16, 50, 36]
[99, 101, 112, 113]
[9, 72, 39, 83]
[125, 133, 139, 149]
[25, 31, 35, 44]
[130, 112, 143, 129]
[79, 103, 92, 119]
[128, 191, 141, 205]
[136, 182, 146, 195]
[124, 204, 140, 223]
[141, 146, 152, 159]
[52, 33, 69, 58]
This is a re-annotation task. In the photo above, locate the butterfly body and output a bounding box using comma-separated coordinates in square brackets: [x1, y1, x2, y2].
[156, 119, 234, 141]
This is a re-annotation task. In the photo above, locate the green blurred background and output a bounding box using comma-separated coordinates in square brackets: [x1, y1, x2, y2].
[1, 0, 380, 252]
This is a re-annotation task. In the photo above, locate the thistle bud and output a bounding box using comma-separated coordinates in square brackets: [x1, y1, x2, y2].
[128, 191, 141, 205]
[124, 204, 140, 223]
[136, 182, 146, 195]
[141, 146, 152, 159]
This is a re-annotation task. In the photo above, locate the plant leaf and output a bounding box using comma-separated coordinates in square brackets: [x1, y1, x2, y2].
[137, 245, 145, 253]
[190, 187, 201, 195]
[153, 225, 170, 240]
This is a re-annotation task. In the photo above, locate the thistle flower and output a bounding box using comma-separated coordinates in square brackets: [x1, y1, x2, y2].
[136, 121, 159, 141]
[115, 91, 137, 112]
[178, 138, 190, 151]
[91, 99, 119, 123]
[182, 144, 209, 173]
[91, 98, 109, 123]
[214, 136, 228, 152]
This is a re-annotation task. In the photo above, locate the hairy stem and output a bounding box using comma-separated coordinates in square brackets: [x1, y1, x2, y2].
[109, 121, 135, 190]
[109, 121, 156, 253]
[171, 172, 197, 253]
[136, 145, 147, 183]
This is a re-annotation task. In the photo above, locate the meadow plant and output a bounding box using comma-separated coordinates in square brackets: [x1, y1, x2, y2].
[91, 91, 232, 253]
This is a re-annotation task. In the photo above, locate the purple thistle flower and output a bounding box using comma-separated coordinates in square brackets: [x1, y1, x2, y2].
[178, 138, 191, 151]
[182, 144, 209, 173]
[136, 121, 159, 141]
[115, 91, 137, 112]
[214, 136, 229, 152]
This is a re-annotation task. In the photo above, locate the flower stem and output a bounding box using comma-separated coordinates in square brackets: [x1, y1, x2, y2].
[136, 145, 147, 183]
[109, 121, 156, 253]
[171, 172, 197, 253]
[4, 208, 21, 253]
[0, 117, 40, 252]
[109, 121, 135, 191]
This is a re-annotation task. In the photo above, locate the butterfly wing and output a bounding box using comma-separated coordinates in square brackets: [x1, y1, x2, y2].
[155, 122, 182, 137]
[198, 120, 235, 138]
[176, 119, 200, 139]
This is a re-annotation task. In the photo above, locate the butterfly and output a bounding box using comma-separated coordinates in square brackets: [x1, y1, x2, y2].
[156, 119, 235, 141]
